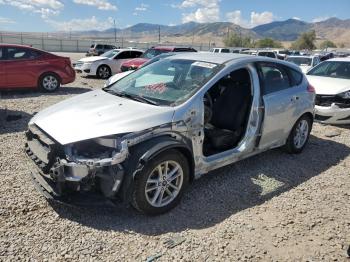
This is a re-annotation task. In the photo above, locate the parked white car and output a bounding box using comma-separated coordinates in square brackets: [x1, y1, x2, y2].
[73, 49, 144, 79]
[209, 48, 231, 53]
[306, 58, 350, 124]
[286, 56, 321, 73]
[256, 50, 278, 59]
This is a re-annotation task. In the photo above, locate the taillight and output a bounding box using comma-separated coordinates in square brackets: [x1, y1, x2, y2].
[307, 83, 315, 93]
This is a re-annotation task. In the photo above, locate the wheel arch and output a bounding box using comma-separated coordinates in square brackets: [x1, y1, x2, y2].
[119, 135, 195, 203]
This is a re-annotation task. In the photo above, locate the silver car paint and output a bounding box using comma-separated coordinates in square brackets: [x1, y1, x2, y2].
[29, 53, 314, 181]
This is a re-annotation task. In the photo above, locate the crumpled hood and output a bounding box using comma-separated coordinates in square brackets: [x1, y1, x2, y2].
[122, 58, 149, 68]
[30, 90, 175, 145]
[306, 75, 350, 95]
[78, 56, 108, 63]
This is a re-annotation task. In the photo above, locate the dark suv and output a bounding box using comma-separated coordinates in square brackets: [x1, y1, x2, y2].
[87, 44, 118, 56]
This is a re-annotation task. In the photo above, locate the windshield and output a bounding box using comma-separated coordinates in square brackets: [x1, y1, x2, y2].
[107, 59, 221, 106]
[307, 61, 350, 79]
[141, 49, 168, 59]
[286, 57, 312, 66]
[101, 49, 119, 58]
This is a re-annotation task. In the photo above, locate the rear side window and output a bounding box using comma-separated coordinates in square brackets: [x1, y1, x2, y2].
[130, 51, 143, 58]
[214, 49, 219, 53]
[6, 47, 41, 60]
[258, 63, 291, 95]
[221, 49, 230, 53]
[284, 66, 303, 86]
[116, 51, 132, 59]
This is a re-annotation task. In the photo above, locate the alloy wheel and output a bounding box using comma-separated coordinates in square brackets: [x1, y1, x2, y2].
[293, 119, 309, 149]
[145, 160, 184, 208]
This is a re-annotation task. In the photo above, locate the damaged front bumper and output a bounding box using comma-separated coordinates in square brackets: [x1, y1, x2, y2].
[315, 104, 350, 124]
[25, 125, 129, 202]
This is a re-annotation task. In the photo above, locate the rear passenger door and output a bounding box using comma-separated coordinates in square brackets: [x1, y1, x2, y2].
[0, 47, 6, 88]
[113, 51, 135, 72]
[257, 62, 303, 149]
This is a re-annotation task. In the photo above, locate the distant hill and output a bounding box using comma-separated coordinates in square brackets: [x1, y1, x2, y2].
[74, 18, 350, 47]
[252, 19, 312, 41]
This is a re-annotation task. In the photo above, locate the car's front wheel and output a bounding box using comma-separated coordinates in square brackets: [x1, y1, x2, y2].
[97, 65, 111, 79]
[285, 115, 312, 154]
[131, 150, 189, 215]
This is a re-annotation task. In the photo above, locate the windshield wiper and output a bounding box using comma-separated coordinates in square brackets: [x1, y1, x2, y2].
[103, 88, 159, 105]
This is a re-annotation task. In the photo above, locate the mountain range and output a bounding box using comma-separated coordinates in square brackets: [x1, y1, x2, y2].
[77, 17, 350, 46]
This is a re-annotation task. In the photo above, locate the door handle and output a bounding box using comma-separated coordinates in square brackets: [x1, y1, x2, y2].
[291, 95, 299, 101]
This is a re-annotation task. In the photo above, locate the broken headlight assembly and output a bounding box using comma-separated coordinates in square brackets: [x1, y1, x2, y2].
[64, 136, 128, 167]
[338, 90, 350, 99]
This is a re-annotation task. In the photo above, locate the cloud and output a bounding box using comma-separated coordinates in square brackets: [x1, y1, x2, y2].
[180, 0, 220, 23]
[226, 10, 275, 28]
[47, 16, 114, 31]
[312, 16, 331, 23]
[0, 0, 63, 18]
[0, 16, 15, 24]
[133, 3, 149, 16]
[73, 0, 117, 11]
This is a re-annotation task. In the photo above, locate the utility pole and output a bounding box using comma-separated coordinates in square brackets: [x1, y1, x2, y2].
[114, 19, 117, 44]
[158, 25, 160, 43]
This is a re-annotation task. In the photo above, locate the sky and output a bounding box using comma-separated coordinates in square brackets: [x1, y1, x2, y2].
[0, 0, 349, 32]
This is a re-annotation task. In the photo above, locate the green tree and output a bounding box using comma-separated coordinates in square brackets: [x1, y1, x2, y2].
[256, 38, 283, 48]
[320, 40, 337, 49]
[290, 30, 316, 50]
[223, 32, 254, 48]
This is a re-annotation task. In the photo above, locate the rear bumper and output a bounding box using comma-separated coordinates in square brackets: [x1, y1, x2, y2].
[315, 104, 350, 124]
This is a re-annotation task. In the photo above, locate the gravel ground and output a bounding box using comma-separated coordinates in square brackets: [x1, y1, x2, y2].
[0, 53, 349, 261]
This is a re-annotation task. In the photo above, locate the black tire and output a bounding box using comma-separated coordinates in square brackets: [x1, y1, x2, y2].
[285, 115, 312, 154]
[39, 73, 60, 92]
[97, 65, 111, 79]
[131, 149, 190, 215]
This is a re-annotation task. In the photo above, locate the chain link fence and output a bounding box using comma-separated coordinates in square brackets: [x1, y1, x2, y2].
[0, 32, 211, 52]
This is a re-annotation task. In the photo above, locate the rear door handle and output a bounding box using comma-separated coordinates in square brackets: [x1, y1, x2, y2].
[291, 95, 299, 101]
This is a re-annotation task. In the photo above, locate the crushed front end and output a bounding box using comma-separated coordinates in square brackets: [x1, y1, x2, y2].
[25, 124, 128, 202]
[315, 94, 350, 124]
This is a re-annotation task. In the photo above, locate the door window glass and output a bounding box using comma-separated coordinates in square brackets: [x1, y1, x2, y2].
[259, 63, 291, 95]
[6, 48, 40, 60]
[130, 51, 143, 58]
[116, 51, 132, 59]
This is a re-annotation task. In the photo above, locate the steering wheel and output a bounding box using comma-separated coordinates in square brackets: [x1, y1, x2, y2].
[203, 92, 213, 124]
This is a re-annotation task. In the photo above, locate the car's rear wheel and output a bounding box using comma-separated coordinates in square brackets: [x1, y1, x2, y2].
[97, 65, 111, 79]
[131, 150, 189, 215]
[39, 73, 60, 92]
[285, 115, 312, 154]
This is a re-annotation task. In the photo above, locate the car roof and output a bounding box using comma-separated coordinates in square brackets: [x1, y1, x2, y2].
[164, 52, 302, 72]
[327, 57, 350, 62]
[0, 43, 35, 49]
[152, 46, 194, 51]
[287, 55, 314, 58]
[164, 53, 251, 64]
[114, 48, 144, 52]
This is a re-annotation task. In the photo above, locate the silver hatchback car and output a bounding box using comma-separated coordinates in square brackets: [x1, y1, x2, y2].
[25, 53, 315, 215]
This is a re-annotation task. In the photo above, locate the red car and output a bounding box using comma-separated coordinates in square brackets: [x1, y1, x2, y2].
[0, 44, 75, 92]
[120, 46, 197, 72]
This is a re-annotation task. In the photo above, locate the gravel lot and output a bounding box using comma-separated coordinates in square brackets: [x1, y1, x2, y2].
[0, 52, 349, 261]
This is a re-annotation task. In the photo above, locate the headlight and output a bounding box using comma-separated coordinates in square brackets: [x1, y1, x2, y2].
[338, 90, 350, 99]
